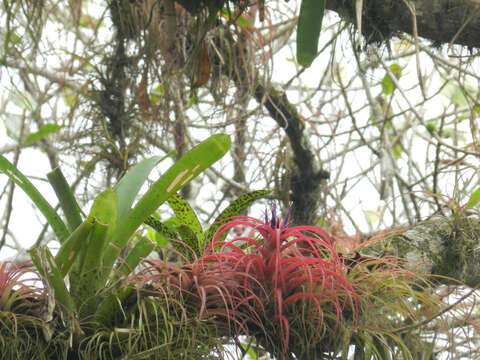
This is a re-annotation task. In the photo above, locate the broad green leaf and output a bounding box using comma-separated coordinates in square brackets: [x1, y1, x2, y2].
[25, 124, 63, 144]
[167, 193, 203, 240]
[296, 0, 325, 67]
[467, 187, 480, 208]
[80, 221, 108, 280]
[144, 215, 179, 241]
[145, 216, 199, 257]
[175, 224, 200, 257]
[89, 188, 117, 235]
[76, 222, 108, 319]
[102, 134, 231, 277]
[47, 167, 83, 232]
[54, 216, 95, 277]
[0, 154, 69, 242]
[146, 227, 170, 247]
[74, 189, 117, 279]
[114, 151, 176, 225]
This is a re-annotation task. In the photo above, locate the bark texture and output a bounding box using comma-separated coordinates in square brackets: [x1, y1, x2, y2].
[327, 0, 480, 48]
[364, 215, 480, 287]
[254, 84, 330, 225]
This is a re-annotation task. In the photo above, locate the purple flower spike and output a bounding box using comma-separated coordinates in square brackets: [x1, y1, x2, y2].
[283, 207, 291, 227]
[265, 204, 291, 229]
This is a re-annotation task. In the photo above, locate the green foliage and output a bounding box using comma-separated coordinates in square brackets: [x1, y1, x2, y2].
[102, 134, 231, 273]
[467, 187, 480, 208]
[25, 124, 63, 144]
[381, 63, 402, 95]
[47, 167, 83, 232]
[0, 154, 69, 242]
[145, 189, 271, 258]
[0, 134, 231, 356]
[296, 0, 325, 67]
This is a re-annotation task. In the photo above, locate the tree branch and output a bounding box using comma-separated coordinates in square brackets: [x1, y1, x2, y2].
[254, 84, 329, 225]
[364, 215, 480, 287]
[327, 0, 480, 49]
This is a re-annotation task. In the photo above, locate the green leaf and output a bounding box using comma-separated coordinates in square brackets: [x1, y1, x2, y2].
[204, 190, 271, 243]
[219, 8, 251, 29]
[467, 187, 480, 208]
[426, 121, 437, 134]
[54, 216, 95, 277]
[95, 287, 133, 325]
[392, 142, 403, 160]
[381, 64, 402, 95]
[80, 221, 108, 281]
[167, 193, 203, 240]
[47, 167, 83, 232]
[73, 189, 117, 278]
[115, 236, 154, 278]
[149, 84, 164, 103]
[102, 134, 231, 279]
[296, 0, 325, 67]
[25, 124, 63, 144]
[241, 343, 259, 359]
[175, 224, 200, 257]
[381, 76, 394, 95]
[114, 151, 176, 225]
[75, 222, 109, 318]
[89, 188, 117, 235]
[30, 247, 76, 313]
[0, 154, 69, 242]
[186, 96, 196, 109]
[144, 215, 179, 241]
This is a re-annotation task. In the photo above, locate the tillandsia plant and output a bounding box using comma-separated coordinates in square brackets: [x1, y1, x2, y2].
[0, 134, 232, 358]
[0, 261, 55, 359]
[203, 207, 360, 357]
[140, 206, 360, 359]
